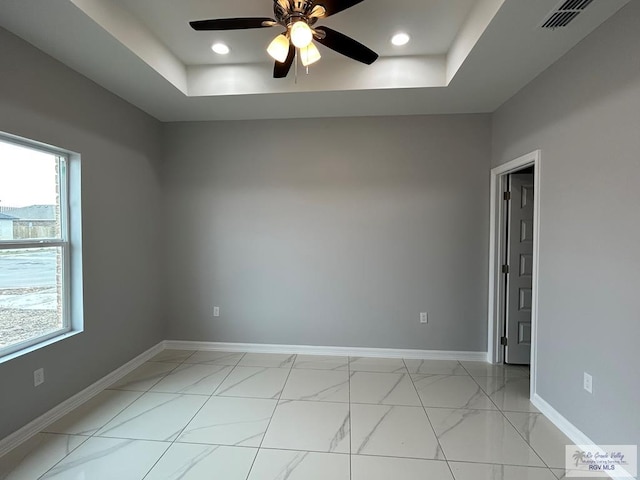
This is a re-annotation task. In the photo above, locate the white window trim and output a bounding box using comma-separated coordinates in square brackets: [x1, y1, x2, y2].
[0, 132, 83, 362]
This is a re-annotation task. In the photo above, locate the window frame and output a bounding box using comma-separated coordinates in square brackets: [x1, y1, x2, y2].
[0, 133, 77, 359]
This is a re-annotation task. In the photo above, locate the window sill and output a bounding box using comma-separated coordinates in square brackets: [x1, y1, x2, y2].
[0, 329, 83, 365]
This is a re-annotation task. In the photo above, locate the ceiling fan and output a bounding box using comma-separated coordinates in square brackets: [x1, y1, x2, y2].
[190, 0, 379, 79]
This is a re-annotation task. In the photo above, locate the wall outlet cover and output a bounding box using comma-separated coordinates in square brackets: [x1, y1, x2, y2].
[213, 306, 220, 317]
[583, 372, 593, 394]
[34, 368, 45, 387]
[420, 312, 428, 324]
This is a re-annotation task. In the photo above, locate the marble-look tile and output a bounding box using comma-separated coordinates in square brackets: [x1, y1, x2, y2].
[404, 359, 468, 376]
[412, 374, 497, 410]
[504, 412, 574, 469]
[349, 357, 407, 373]
[427, 408, 545, 467]
[214, 366, 290, 399]
[262, 400, 350, 453]
[281, 369, 349, 402]
[550, 468, 595, 479]
[44, 390, 143, 436]
[350, 372, 421, 406]
[96, 392, 207, 442]
[237, 353, 296, 368]
[149, 349, 195, 363]
[460, 361, 529, 378]
[351, 455, 454, 480]
[351, 404, 443, 459]
[449, 462, 557, 480]
[293, 355, 349, 371]
[144, 443, 257, 480]
[0, 433, 88, 480]
[109, 361, 178, 391]
[178, 396, 277, 447]
[39, 437, 169, 480]
[474, 377, 538, 413]
[149, 364, 233, 395]
[247, 449, 350, 480]
[183, 351, 245, 366]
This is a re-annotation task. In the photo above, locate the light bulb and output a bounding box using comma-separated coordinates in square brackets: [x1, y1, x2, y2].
[290, 21, 313, 48]
[300, 43, 321, 67]
[267, 34, 290, 63]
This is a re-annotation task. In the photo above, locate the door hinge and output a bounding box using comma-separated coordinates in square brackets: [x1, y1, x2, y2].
[501, 264, 510, 274]
[503, 191, 512, 201]
[501, 336, 508, 346]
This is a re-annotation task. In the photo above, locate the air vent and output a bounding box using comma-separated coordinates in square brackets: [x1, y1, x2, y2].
[540, 0, 595, 29]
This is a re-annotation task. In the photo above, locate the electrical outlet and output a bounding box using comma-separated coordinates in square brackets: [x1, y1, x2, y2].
[420, 312, 428, 324]
[584, 372, 593, 394]
[213, 306, 220, 317]
[34, 368, 45, 387]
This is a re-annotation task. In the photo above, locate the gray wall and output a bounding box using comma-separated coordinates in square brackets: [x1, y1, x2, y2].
[163, 115, 491, 351]
[0, 28, 165, 439]
[492, 2, 640, 447]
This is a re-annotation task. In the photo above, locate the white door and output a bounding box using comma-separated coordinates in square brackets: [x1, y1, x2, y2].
[505, 171, 534, 365]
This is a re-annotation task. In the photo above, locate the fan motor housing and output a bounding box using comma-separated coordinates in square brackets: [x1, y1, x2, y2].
[274, 0, 321, 27]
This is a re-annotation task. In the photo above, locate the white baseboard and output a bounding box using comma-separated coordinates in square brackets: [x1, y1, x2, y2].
[532, 394, 594, 447]
[0, 341, 164, 458]
[531, 394, 635, 479]
[164, 340, 488, 362]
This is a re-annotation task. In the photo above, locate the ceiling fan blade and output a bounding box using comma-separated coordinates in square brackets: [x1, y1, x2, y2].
[314, 27, 378, 65]
[190, 18, 276, 31]
[311, 0, 366, 18]
[273, 44, 295, 78]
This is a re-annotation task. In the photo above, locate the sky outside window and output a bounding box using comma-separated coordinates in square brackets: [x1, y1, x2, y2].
[0, 140, 58, 208]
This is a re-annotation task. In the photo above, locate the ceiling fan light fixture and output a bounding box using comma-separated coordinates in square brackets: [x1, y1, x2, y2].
[300, 43, 322, 67]
[290, 21, 313, 48]
[391, 33, 410, 46]
[267, 34, 290, 63]
[211, 43, 230, 55]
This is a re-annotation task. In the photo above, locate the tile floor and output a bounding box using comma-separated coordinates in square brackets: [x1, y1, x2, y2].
[0, 350, 585, 480]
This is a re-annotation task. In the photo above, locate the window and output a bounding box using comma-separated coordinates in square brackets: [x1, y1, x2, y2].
[0, 134, 81, 359]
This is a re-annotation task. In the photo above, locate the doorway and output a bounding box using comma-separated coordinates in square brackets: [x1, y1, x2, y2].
[487, 151, 541, 395]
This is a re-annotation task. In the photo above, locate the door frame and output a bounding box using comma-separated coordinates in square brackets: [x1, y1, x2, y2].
[487, 150, 541, 397]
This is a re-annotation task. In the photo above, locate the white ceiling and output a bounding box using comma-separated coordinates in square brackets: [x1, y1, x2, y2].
[109, 0, 478, 65]
[0, 0, 631, 121]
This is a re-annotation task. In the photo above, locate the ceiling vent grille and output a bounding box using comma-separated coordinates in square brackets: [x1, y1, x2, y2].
[540, 0, 595, 29]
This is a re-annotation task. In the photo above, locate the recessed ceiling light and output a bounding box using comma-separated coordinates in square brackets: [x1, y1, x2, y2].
[211, 43, 230, 55]
[391, 33, 410, 46]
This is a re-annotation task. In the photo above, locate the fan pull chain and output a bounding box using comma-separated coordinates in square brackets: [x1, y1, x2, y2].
[294, 49, 298, 84]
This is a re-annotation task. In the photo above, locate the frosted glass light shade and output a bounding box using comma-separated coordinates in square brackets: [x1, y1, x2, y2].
[391, 33, 410, 46]
[211, 43, 230, 55]
[300, 43, 321, 67]
[267, 34, 290, 63]
[290, 21, 313, 48]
